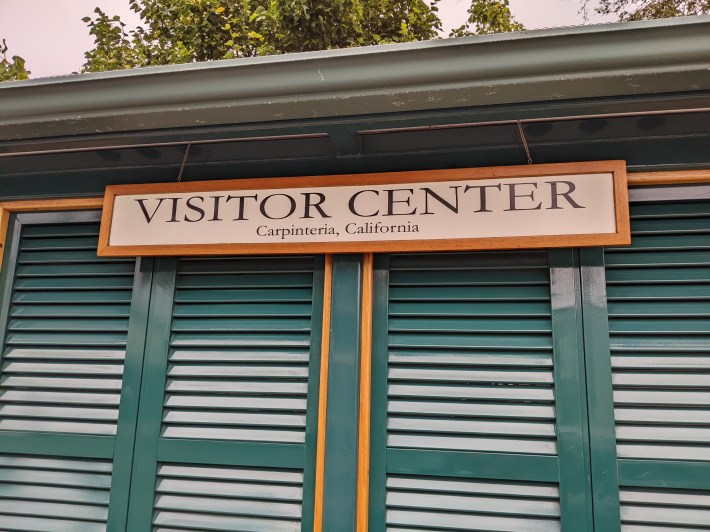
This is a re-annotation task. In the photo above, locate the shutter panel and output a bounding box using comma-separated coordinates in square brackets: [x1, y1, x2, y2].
[153, 464, 303, 531]
[620, 487, 710, 530]
[127, 256, 323, 532]
[385, 252, 557, 457]
[0, 211, 145, 531]
[1, 220, 133, 436]
[386, 475, 561, 531]
[604, 196, 710, 529]
[370, 251, 590, 531]
[0, 454, 112, 532]
[163, 257, 314, 444]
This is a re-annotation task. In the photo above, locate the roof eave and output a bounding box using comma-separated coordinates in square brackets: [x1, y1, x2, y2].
[1, 16, 709, 141]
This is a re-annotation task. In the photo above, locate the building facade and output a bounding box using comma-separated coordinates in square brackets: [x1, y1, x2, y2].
[0, 16, 709, 531]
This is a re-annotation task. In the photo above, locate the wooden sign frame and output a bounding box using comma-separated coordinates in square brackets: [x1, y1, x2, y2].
[98, 161, 630, 256]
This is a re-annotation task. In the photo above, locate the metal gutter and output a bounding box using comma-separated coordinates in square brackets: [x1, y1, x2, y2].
[0, 16, 709, 142]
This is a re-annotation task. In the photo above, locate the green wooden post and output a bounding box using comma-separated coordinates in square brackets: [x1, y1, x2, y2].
[107, 257, 154, 531]
[579, 247, 622, 532]
[549, 249, 594, 532]
[368, 255, 389, 532]
[322, 255, 363, 532]
[126, 257, 177, 531]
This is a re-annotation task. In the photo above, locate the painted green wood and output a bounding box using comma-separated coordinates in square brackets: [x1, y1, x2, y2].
[578, 247, 622, 532]
[126, 257, 177, 531]
[301, 256, 325, 532]
[0, 211, 137, 532]
[386, 474, 562, 532]
[549, 249, 595, 532]
[558, 250, 595, 530]
[128, 255, 324, 531]
[605, 199, 710, 463]
[369, 251, 581, 531]
[322, 255, 363, 532]
[619, 487, 710, 530]
[387, 449, 560, 482]
[106, 257, 154, 532]
[0, 454, 112, 531]
[158, 439, 305, 468]
[368, 255, 390, 532]
[1, 214, 134, 437]
[0, 431, 114, 458]
[153, 463, 304, 531]
[618, 459, 710, 490]
[598, 195, 710, 531]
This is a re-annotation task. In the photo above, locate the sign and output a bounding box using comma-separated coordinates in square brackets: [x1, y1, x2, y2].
[98, 161, 630, 256]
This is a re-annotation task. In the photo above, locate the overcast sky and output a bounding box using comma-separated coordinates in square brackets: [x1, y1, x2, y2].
[0, 0, 614, 79]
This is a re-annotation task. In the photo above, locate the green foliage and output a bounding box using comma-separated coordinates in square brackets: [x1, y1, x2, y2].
[450, 0, 525, 37]
[82, 0, 443, 72]
[589, 0, 710, 21]
[0, 39, 31, 82]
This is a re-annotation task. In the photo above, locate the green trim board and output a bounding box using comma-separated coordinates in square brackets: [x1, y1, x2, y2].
[322, 255, 364, 532]
[106, 257, 154, 531]
[0, 431, 115, 459]
[618, 459, 710, 490]
[125, 258, 176, 531]
[549, 249, 596, 532]
[579, 247, 622, 532]
[386, 449, 560, 483]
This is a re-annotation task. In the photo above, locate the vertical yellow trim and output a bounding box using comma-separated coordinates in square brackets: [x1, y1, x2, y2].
[313, 254, 333, 532]
[0, 206, 9, 272]
[356, 253, 374, 532]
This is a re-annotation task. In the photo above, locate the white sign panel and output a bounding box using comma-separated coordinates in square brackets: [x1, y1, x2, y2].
[98, 162, 630, 256]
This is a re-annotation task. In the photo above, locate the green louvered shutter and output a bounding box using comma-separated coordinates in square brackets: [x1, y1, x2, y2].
[369, 251, 592, 532]
[127, 256, 324, 531]
[0, 211, 147, 531]
[604, 192, 710, 530]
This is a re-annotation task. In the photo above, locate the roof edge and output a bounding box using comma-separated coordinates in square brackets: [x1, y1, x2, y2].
[1, 16, 709, 141]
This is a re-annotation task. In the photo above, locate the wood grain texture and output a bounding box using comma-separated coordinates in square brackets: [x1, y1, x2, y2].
[356, 253, 374, 532]
[313, 255, 333, 532]
[0, 197, 104, 212]
[628, 169, 710, 186]
[97, 161, 631, 256]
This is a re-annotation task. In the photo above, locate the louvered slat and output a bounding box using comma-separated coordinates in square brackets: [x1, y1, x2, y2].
[620, 487, 710, 530]
[386, 251, 557, 456]
[153, 463, 303, 531]
[0, 222, 134, 436]
[163, 257, 315, 443]
[386, 475, 561, 531]
[605, 199, 710, 462]
[0, 453, 112, 531]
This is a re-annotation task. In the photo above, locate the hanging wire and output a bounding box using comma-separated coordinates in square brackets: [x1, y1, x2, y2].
[177, 142, 192, 182]
[516, 121, 533, 165]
